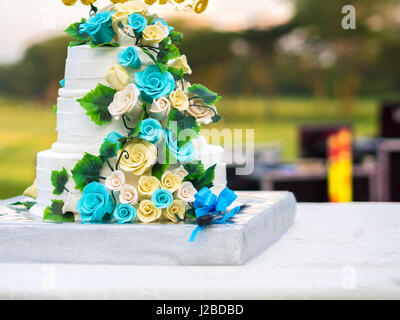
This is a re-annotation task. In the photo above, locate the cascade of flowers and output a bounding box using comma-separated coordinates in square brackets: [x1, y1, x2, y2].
[45, 0, 241, 230]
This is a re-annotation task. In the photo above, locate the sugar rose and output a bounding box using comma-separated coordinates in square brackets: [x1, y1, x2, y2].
[187, 100, 217, 125]
[173, 166, 188, 180]
[169, 88, 189, 112]
[108, 84, 142, 120]
[119, 184, 139, 205]
[168, 55, 192, 75]
[138, 176, 160, 197]
[106, 64, 130, 91]
[160, 170, 182, 193]
[147, 97, 171, 121]
[163, 200, 186, 223]
[137, 199, 162, 223]
[177, 181, 197, 203]
[105, 170, 125, 192]
[141, 22, 169, 46]
[118, 140, 158, 176]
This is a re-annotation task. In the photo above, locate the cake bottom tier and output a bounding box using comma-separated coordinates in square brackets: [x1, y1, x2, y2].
[31, 149, 227, 217]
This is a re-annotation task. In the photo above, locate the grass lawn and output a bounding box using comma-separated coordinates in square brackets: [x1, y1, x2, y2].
[0, 96, 378, 199]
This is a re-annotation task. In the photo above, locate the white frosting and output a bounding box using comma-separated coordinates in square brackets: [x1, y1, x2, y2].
[31, 45, 227, 216]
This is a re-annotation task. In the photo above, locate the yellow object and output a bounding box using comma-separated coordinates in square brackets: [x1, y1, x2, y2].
[23, 184, 38, 200]
[110, 0, 129, 3]
[194, 0, 208, 13]
[327, 128, 353, 203]
[137, 200, 162, 223]
[163, 200, 186, 223]
[62, 0, 78, 5]
[80, 0, 97, 5]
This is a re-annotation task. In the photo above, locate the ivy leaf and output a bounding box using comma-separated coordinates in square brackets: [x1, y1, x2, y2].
[53, 105, 57, 114]
[10, 201, 36, 210]
[168, 67, 184, 81]
[71, 153, 103, 191]
[64, 19, 89, 42]
[51, 168, 69, 195]
[77, 84, 116, 126]
[69, 40, 89, 47]
[167, 108, 200, 148]
[152, 141, 175, 180]
[188, 84, 222, 106]
[141, 48, 168, 74]
[158, 38, 181, 64]
[184, 164, 216, 190]
[184, 161, 205, 175]
[43, 200, 75, 223]
[99, 140, 118, 162]
[212, 114, 223, 123]
[90, 41, 120, 48]
[170, 31, 184, 44]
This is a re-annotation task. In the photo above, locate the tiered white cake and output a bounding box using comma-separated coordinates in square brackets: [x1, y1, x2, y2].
[31, 45, 227, 217]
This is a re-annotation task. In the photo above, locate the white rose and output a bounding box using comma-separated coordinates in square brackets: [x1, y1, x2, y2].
[187, 100, 217, 125]
[170, 88, 189, 112]
[168, 55, 192, 75]
[141, 22, 169, 46]
[119, 184, 139, 205]
[105, 170, 125, 192]
[176, 80, 191, 93]
[106, 64, 130, 91]
[177, 181, 197, 203]
[108, 84, 142, 120]
[147, 97, 171, 121]
[173, 166, 188, 180]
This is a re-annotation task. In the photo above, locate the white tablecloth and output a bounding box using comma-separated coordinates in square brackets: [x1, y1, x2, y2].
[1, 202, 399, 300]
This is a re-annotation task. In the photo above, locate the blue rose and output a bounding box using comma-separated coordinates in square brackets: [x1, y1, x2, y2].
[113, 203, 136, 224]
[138, 119, 163, 143]
[79, 11, 116, 44]
[152, 188, 174, 209]
[152, 19, 174, 34]
[128, 13, 147, 34]
[77, 182, 115, 223]
[118, 46, 142, 69]
[135, 65, 175, 102]
[165, 129, 196, 163]
[104, 132, 123, 150]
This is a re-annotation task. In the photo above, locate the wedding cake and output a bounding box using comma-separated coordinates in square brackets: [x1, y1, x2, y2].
[28, 0, 235, 227]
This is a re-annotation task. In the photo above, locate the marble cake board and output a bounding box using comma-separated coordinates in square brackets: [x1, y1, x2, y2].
[0, 192, 296, 266]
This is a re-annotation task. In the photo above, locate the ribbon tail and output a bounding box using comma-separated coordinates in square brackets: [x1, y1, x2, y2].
[189, 225, 206, 242]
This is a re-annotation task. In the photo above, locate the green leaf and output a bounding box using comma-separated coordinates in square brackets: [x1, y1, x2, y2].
[141, 48, 168, 74]
[152, 141, 175, 180]
[52, 104, 57, 114]
[99, 140, 118, 162]
[128, 104, 147, 137]
[90, 41, 120, 48]
[64, 19, 89, 42]
[69, 40, 88, 47]
[188, 84, 222, 106]
[77, 84, 116, 126]
[184, 164, 216, 190]
[212, 114, 223, 123]
[168, 67, 184, 81]
[43, 200, 75, 223]
[167, 109, 200, 148]
[51, 168, 69, 195]
[184, 161, 205, 175]
[170, 31, 184, 44]
[71, 153, 103, 191]
[10, 201, 36, 210]
[158, 38, 181, 64]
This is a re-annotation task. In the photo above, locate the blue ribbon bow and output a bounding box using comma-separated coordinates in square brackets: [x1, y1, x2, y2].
[189, 187, 242, 242]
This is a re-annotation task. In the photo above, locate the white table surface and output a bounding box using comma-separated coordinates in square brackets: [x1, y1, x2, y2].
[1, 202, 399, 300]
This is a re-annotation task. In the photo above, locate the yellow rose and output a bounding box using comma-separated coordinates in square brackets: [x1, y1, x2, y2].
[141, 22, 169, 46]
[162, 200, 186, 223]
[137, 199, 162, 223]
[23, 183, 38, 199]
[115, 0, 148, 14]
[118, 140, 158, 176]
[138, 176, 160, 197]
[160, 171, 182, 193]
[106, 65, 130, 91]
[168, 55, 192, 75]
[169, 88, 189, 112]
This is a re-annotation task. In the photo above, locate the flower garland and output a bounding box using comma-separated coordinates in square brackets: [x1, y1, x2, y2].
[46, 2, 240, 240]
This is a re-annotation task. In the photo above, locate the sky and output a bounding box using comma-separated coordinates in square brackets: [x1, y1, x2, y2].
[0, 0, 293, 64]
